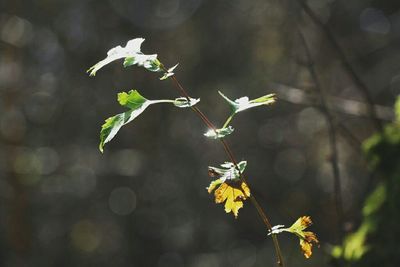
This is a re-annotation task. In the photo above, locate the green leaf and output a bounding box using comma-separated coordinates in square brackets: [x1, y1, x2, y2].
[123, 57, 135, 67]
[250, 94, 276, 105]
[99, 90, 198, 152]
[204, 126, 234, 139]
[117, 90, 148, 109]
[87, 38, 160, 76]
[218, 91, 239, 113]
[218, 91, 276, 114]
[173, 97, 200, 108]
[99, 90, 151, 152]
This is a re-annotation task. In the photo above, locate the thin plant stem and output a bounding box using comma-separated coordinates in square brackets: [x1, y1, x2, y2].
[149, 99, 175, 104]
[164, 70, 285, 266]
[222, 113, 235, 129]
[297, 26, 344, 239]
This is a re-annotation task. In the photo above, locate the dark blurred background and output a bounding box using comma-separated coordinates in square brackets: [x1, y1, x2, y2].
[1, 0, 399, 266]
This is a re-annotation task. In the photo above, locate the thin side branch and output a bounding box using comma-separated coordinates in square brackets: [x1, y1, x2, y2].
[296, 0, 383, 132]
[297, 26, 344, 239]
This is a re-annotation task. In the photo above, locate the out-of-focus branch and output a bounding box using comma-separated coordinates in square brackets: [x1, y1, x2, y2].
[295, 0, 383, 132]
[277, 83, 363, 151]
[273, 83, 394, 121]
[297, 25, 344, 240]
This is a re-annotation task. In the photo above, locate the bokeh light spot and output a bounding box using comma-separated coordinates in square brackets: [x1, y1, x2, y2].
[70, 220, 101, 253]
[109, 187, 137, 216]
[0, 15, 33, 47]
[297, 107, 326, 136]
[111, 149, 143, 176]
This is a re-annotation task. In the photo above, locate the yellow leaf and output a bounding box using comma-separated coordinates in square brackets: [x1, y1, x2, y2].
[207, 178, 223, 194]
[210, 181, 250, 218]
[290, 216, 313, 232]
[286, 216, 319, 259]
[300, 239, 313, 259]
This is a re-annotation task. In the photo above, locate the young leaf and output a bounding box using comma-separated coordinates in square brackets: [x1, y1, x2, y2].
[99, 90, 151, 152]
[117, 90, 148, 109]
[160, 63, 179, 80]
[87, 38, 161, 76]
[207, 161, 249, 218]
[218, 91, 276, 114]
[269, 216, 319, 259]
[218, 91, 239, 113]
[204, 126, 234, 139]
[173, 97, 200, 108]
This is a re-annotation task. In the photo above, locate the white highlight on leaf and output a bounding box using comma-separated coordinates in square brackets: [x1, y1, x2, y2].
[87, 38, 158, 76]
[160, 63, 179, 80]
[208, 161, 247, 182]
[204, 126, 234, 139]
[173, 97, 200, 108]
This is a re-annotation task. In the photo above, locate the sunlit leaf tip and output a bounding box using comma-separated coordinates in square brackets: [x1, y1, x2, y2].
[218, 91, 276, 114]
[207, 161, 249, 218]
[99, 114, 125, 153]
[204, 126, 234, 139]
[160, 63, 179, 80]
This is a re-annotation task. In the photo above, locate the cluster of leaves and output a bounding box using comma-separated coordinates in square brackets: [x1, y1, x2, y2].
[88, 38, 318, 260]
[207, 161, 250, 218]
[331, 96, 400, 266]
[87, 38, 276, 218]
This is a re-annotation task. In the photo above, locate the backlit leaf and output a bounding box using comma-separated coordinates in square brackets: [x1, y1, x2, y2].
[99, 91, 151, 152]
[117, 90, 148, 109]
[87, 38, 160, 76]
[269, 216, 319, 259]
[207, 161, 249, 218]
[99, 90, 197, 152]
[212, 181, 250, 218]
[218, 91, 276, 114]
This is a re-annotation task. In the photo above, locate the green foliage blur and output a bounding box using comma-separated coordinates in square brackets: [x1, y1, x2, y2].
[332, 96, 400, 266]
